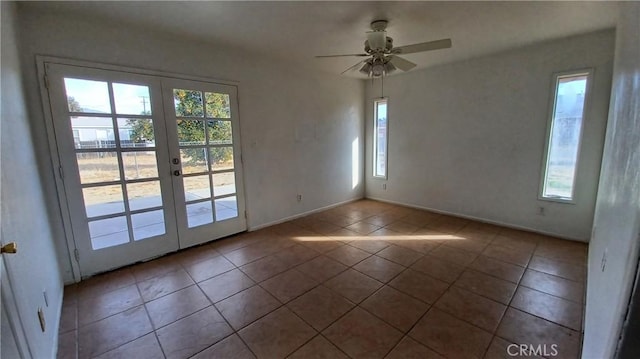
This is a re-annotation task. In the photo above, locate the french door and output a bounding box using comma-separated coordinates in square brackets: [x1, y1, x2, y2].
[45, 63, 246, 276]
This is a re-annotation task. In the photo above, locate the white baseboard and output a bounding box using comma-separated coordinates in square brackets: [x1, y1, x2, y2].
[248, 196, 365, 231]
[366, 196, 587, 243]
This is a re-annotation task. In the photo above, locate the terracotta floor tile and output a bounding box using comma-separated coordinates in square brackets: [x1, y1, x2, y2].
[328, 228, 364, 239]
[131, 256, 182, 283]
[429, 245, 479, 266]
[59, 200, 590, 359]
[191, 334, 255, 359]
[425, 216, 469, 233]
[457, 227, 498, 243]
[137, 268, 195, 302]
[376, 245, 423, 266]
[57, 330, 76, 359]
[353, 255, 405, 283]
[289, 335, 349, 359]
[347, 239, 390, 254]
[239, 306, 316, 358]
[325, 245, 371, 266]
[491, 235, 537, 253]
[443, 237, 491, 253]
[170, 245, 219, 267]
[345, 221, 381, 235]
[295, 255, 347, 283]
[391, 239, 440, 254]
[224, 244, 273, 267]
[156, 306, 233, 359]
[389, 268, 449, 304]
[274, 244, 320, 267]
[183, 255, 236, 283]
[324, 269, 383, 303]
[297, 239, 344, 253]
[287, 285, 355, 331]
[534, 241, 587, 266]
[454, 269, 517, 304]
[384, 220, 421, 234]
[307, 220, 344, 235]
[482, 244, 532, 267]
[363, 214, 400, 227]
[260, 268, 317, 303]
[497, 308, 580, 359]
[409, 308, 492, 359]
[59, 302, 77, 334]
[386, 336, 444, 359]
[520, 269, 584, 303]
[94, 333, 164, 359]
[78, 305, 152, 358]
[323, 214, 360, 227]
[434, 286, 506, 332]
[199, 268, 255, 303]
[510, 286, 582, 330]
[469, 255, 525, 283]
[323, 307, 403, 359]
[78, 284, 142, 326]
[239, 254, 291, 282]
[146, 285, 210, 329]
[215, 285, 281, 330]
[528, 255, 586, 283]
[361, 286, 429, 332]
[78, 267, 136, 299]
[411, 255, 465, 283]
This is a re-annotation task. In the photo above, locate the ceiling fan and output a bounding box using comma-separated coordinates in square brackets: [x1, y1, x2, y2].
[316, 20, 452, 77]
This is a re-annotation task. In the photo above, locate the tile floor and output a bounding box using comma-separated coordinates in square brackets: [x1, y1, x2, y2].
[57, 199, 587, 359]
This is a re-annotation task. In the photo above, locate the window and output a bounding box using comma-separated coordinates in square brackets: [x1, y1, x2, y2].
[373, 99, 388, 178]
[540, 70, 591, 202]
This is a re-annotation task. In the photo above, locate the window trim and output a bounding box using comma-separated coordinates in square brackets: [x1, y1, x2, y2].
[373, 97, 389, 179]
[538, 68, 593, 204]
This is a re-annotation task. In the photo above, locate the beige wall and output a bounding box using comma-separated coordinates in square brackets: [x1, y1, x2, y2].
[1, 2, 63, 357]
[365, 30, 614, 241]
[583, 3, 640, 358]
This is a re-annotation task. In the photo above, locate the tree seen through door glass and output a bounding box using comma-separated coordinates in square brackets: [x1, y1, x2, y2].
[205, 92, 231, 118]
[174, 89, 204, 117]
[207, 120, 232, 145]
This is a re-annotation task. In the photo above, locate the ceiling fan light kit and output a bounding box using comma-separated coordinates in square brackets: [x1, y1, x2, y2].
[317, 19, 452, 78]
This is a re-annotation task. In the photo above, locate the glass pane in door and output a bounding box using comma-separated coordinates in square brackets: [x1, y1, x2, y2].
[65, 78, 168, 249]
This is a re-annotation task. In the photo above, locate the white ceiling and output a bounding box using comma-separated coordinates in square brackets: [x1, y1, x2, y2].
[21, 1, 620, 78]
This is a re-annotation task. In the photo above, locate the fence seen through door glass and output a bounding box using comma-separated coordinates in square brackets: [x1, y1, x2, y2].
[172, 89, 239, 228]
[65, 78, 166, 249]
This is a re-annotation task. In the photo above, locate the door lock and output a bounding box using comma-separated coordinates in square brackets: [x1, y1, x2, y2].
[172, 158, 180, 165]
[173, 170, 181, 177]
[1, 242, 17, 254]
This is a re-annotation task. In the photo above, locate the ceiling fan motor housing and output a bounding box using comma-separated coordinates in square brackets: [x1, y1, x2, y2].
[364, 37, 394, 54]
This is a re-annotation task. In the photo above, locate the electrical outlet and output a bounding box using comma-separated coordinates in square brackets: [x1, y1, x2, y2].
[601, 248, 607, 272]
[382, 183, 387, 190]
[37, 307, 46, 332]
[296, 194, 302, 202]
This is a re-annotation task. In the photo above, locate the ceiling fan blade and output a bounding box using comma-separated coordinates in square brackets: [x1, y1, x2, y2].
[315, 54, 369, 58]
[341, 59, 367, 75]
[393, 38, 452, 55]
[389, 56, 416, 71]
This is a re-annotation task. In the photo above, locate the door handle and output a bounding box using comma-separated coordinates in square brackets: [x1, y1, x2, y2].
[173, 170, 181, 177]
[1, 242, 17, 254]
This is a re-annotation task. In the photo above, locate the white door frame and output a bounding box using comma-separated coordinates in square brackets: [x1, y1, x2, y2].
[36, 56, 246, 280]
